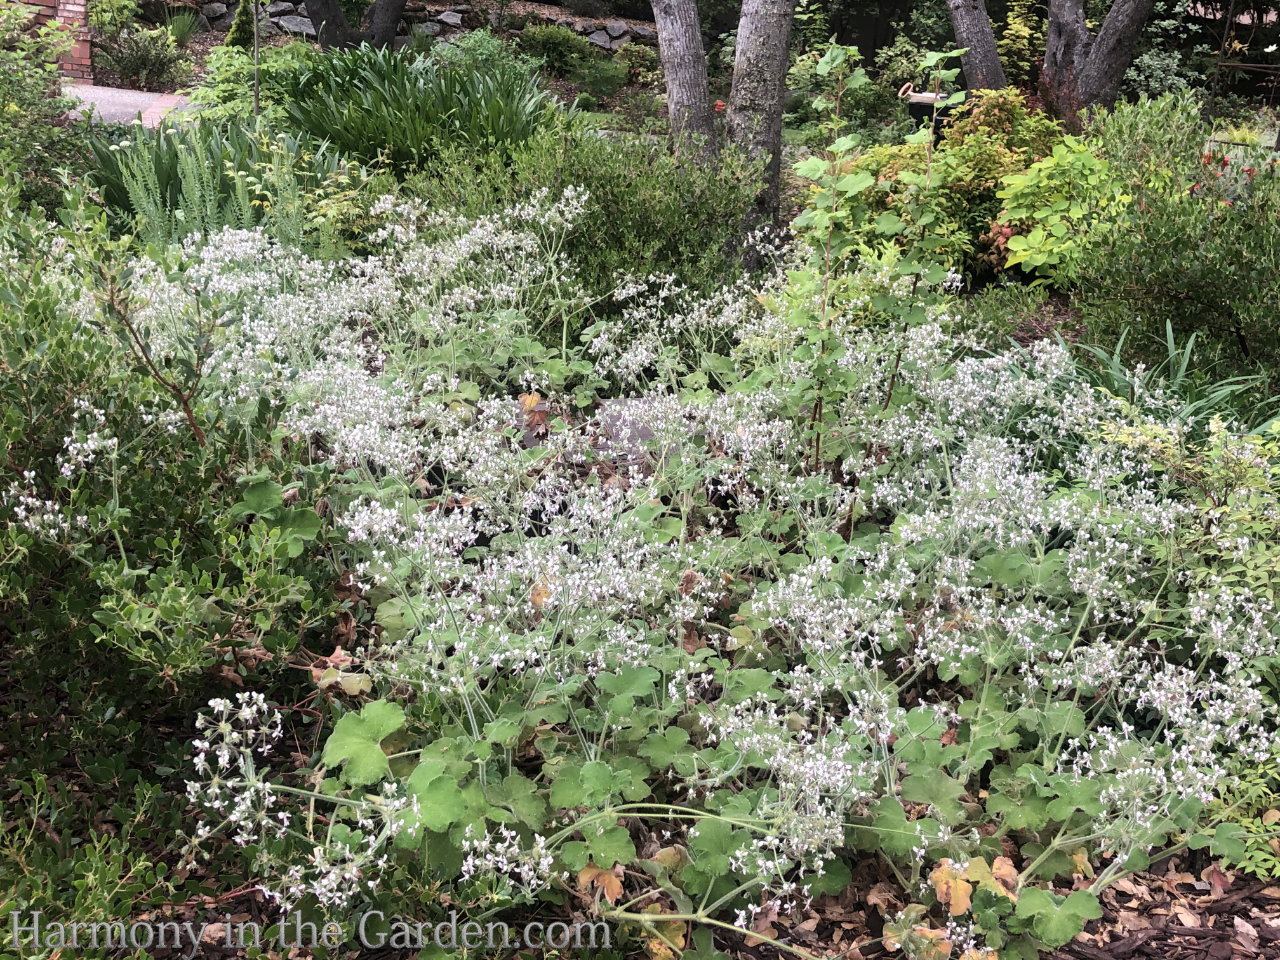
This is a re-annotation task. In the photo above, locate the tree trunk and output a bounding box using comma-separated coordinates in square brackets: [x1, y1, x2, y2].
[946, 0, 1008, 90]
[726, 0, 795, 222]
[1041, 0, 1091, 118]
[305, 0, 406, 48]
[1075, 0, 1157, 106]
[364, 0, 408, 46]
[305, 0, 359, 47]
[651, 0, 717, 152]
[1041, 0, 1156, 123]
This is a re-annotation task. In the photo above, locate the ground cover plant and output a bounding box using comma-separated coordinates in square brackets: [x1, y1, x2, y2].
[7, 17, 1280, 960]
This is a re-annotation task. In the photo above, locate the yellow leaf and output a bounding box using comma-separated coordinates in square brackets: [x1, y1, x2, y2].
[914, 926, 953, 960]
[576, 863, 623, 904]
[991, 856, 1019, 893]
[530, 581, 551, 609]
[961, 857, 1018, 903]
[1069, 847, 1095, 879]
[639, 904, 686, 960]
[930, 858, 974, 916]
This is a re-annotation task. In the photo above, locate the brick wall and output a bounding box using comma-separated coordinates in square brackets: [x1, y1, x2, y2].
[29, 0, 93, 82]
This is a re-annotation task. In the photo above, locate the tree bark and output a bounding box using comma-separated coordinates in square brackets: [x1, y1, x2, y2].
[364, 0, 408, 46]
[726, 0, 796, 221]
[1075, 0, 1157, 106]
[946, 0, 1008, 90]
[651, 0, 717, 152]
[305, 0, 360, 47]
[1041, 0, 1156, 122]
[305, 0, 407, 48]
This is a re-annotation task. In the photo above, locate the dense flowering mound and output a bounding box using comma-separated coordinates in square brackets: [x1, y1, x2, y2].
[6, 186, 1279, 958]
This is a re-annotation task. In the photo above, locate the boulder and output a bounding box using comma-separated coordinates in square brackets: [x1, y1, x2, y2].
[411, 19, 440, 35]
[609, 36, 629, 49]
[556, 16, 574, 27]
[265, 1, 294, 14]
[586, 29, 611, 49]
[392, 35, 412, 49]
[201, 1, 227, 17]
[274, 13, 314, 35]
[573, 21, 591, 32]
[210, 12, 234, 28]
[605, 18, 626, 37]
[257, 18, 279, 36]
[436, 10, 463, 25]
[630, 23, 656, 41]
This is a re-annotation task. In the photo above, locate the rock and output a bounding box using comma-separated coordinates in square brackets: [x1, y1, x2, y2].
[274, 13, 314, 34]
[210, 12, 234, 29]
[257, 18, 279, 35]
[609, 36, 629, 49]
[296, 2, 306, 13]
[630, 23, 656, 41]
[195, 12, 211, 29]
[449, 3, 471, 10]
[605, 18, 626, 37]
[556, 16, 574, 27]
[265, 1, 294, 14]
[587, 29, 611, 49]
[411, 19, 440, 35]
[392, 35, 412, 49]
[436, 10, 462, 25]
[201, 1, 227, 17]
[573, 21, 591, 33]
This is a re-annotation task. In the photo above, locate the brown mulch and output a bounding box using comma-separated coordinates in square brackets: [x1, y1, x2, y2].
[1012, 290, 1084, 346]
[1055, 860, 1280, 960]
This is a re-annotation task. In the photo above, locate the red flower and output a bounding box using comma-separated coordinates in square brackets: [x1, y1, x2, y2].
[713, 100, 726, 113]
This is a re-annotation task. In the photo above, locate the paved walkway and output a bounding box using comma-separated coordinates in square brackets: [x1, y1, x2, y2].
[64, 84, 191, 127]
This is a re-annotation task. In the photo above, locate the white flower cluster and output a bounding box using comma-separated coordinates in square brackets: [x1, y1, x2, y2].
[461, 824, 558, 896]
[186, 693, 285, 851]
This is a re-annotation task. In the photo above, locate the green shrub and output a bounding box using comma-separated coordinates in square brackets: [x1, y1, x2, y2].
[0, 2, 101, 208]
[88, 0, 139, 37]
[614, 41, 660, 85]
[225, 0, 257, 48]
[786, 42, 910, 147]
[188, 41, 317, 121]
[1001, 92, 1280, 371]
[286, 44, 556, 174]
[570, 57, 628, 97]
[835, 88, 1062, 270]
[1076, 95, 1280, 368]
[517, 23, 592, 77]
[399, 121, 762, 301]
[429, 26, 538, 79]
[96, 25, 190, 89]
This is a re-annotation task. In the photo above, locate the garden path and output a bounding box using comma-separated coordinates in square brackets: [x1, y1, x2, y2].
[64, 84, 192, 127]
